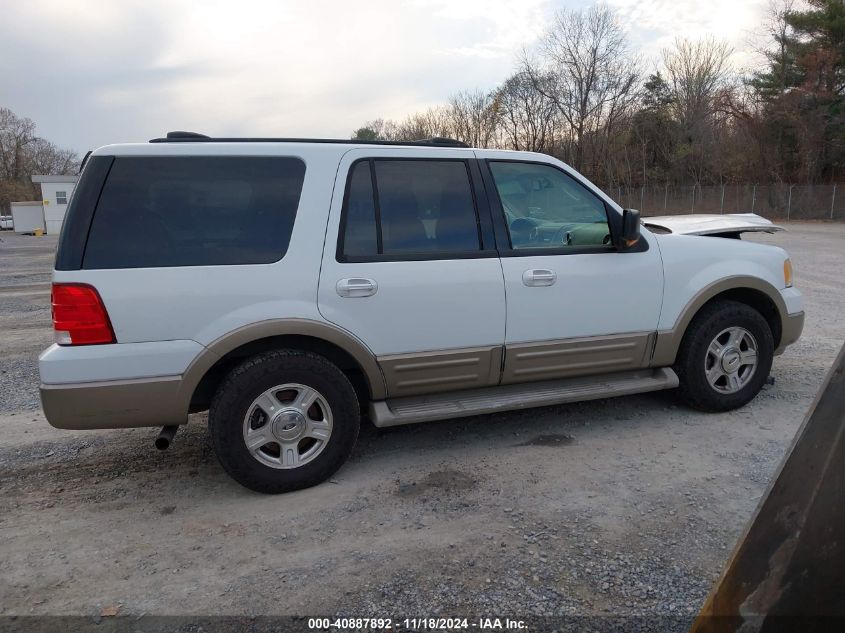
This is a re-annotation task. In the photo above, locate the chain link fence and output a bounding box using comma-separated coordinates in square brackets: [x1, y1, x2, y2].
[603, 184, 845, 220]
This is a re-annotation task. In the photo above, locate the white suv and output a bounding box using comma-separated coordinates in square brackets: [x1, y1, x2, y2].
[39, 132, 804, 493]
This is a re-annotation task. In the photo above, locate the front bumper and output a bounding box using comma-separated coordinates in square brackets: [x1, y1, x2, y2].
[776, 310, 805, 355]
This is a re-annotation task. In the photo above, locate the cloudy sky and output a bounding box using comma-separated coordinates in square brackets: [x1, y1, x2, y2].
[1, 0, 770, 154]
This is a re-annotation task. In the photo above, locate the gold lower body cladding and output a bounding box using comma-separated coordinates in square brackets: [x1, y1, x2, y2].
[377, 332, 654, 398]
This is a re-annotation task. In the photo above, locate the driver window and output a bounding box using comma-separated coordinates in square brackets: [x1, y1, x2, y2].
[488, 161, 611, 250]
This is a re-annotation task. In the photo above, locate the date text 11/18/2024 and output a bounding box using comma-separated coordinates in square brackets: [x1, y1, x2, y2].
[307, 617, 528, 630]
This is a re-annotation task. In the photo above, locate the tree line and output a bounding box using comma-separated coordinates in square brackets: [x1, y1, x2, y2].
[0, 108, 78, 213]
[352, 0, 845, 191]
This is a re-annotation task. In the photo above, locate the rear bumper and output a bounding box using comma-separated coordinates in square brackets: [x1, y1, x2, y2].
[38, 340, 203, 429]
[40, 376, 186, 430]
[776, 310, 804, 355]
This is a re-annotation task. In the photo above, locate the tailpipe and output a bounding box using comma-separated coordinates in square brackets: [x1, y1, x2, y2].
[155, 425, 179, 450]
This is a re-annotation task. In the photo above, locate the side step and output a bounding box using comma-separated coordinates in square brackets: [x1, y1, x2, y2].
[369, 367, 679, 428]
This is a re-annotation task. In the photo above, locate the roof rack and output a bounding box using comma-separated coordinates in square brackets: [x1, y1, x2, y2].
[149, 131, 469, 148]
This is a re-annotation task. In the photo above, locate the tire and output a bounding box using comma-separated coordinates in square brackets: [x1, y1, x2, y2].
[674, 300, 774, 412]
[209, 349, 360, 493]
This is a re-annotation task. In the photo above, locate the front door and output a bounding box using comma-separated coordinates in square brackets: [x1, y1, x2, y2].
[318, 149, 506, 397]
[479, 157, 664, 384]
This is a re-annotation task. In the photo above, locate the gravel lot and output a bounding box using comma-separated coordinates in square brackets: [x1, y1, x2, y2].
[0, 224, 843, 627]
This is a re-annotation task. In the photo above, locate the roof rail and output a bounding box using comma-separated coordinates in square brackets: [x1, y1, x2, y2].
[149, 132, 468, 148]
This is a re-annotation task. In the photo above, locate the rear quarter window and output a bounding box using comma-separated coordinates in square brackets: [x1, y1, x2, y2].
[82, 156, 305, 269]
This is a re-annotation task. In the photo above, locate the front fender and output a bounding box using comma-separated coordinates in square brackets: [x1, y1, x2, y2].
[651, 235, 794, 366]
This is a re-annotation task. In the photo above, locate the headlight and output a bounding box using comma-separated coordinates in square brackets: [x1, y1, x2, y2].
[784, 258, 793, 287]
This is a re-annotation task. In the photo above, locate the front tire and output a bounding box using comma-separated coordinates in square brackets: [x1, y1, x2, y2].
[674, 300, 774, 412]
[209, 350, 360, 493]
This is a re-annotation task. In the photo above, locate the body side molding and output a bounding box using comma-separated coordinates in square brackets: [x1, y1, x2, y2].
[502, 332, 653, 384]
[378, 346, 503, 397]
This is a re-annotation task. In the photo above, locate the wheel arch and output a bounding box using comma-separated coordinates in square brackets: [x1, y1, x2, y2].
[652, 276, 787, 367]
[180, 319, 387, 415]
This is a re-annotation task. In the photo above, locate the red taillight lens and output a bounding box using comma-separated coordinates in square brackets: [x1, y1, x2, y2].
[51, 283, 115, 345]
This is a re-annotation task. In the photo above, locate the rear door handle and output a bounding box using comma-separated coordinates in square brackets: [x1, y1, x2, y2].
[336, 278, 378, 298]
[522, 269, 557, 287]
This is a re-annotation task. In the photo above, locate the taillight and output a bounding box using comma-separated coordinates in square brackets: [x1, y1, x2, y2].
[51, 283, 115, 345]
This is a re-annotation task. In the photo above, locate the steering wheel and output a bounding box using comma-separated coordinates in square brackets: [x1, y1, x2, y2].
[551, 224, 575, 246]
[509, 217, 539, 246]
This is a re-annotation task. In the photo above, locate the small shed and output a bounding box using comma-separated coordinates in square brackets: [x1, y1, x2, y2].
[10, 201, 46, 234]
[31, 174, 78, 234]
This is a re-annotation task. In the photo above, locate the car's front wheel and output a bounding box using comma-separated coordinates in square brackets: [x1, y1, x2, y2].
[674, 300, 774, 412]
[209, 350, 360, 493]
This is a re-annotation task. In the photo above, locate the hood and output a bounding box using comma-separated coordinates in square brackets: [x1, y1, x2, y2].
[642, 213, 784, 237]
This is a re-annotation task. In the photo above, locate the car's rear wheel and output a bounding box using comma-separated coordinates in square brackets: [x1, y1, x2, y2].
[674, 300, 774, 412]
[209, 350, 360, 493]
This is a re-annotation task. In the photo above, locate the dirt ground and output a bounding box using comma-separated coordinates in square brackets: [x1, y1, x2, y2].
[0, 224, 843, 623]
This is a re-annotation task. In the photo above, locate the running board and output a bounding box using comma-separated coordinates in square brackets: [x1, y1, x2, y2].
[369, 367, 679, 428]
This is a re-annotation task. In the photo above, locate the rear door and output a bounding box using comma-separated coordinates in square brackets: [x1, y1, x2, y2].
[318, 149, 506, 398]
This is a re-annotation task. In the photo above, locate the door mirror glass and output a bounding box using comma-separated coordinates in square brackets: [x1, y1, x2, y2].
[621, 208, 641, 248]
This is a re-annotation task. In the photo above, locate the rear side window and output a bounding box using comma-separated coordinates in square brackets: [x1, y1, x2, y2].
[341, 161, 379, 257]
[82, 156, 305, 269]
[338, 159, 482, 261]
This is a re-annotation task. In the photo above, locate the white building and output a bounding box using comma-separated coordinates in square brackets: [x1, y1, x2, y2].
[31, 174, 79, 234]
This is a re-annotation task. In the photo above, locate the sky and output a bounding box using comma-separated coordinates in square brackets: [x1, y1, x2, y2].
[0, 0, 771, 154]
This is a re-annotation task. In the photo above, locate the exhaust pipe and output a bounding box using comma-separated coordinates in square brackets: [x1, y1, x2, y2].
[155, 425, 179, 450]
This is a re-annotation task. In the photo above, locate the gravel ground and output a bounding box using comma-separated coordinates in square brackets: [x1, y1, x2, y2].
[0, 225, 843, 628]
[0, 234, 52, 412]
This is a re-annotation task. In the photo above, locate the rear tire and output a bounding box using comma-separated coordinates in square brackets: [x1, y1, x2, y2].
[209, 350, 360, 493]
[674, 300, 774, 412]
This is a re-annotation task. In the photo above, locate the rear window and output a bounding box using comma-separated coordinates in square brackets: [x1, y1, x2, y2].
[82, 156, 305, 269]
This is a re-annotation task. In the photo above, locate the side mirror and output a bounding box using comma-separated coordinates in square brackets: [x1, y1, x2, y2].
[621, 208, 641, 248]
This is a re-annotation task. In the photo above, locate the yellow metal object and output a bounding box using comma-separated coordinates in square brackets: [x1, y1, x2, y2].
[34, 228, 44, 237]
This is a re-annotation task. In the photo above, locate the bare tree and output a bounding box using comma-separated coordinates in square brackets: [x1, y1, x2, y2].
[0, 107, 78, 212]
[662, 37, 733, 184]
[26, 138, 79, 175]
[663, 38, 733, 134]
[523, 6, 640, 173]
[0, 108, 37, 181]
[369, 107, 453, 141]
[447, 89, 499, 148]
[351, 119, 386, 140]
[495, 72, 558, 151]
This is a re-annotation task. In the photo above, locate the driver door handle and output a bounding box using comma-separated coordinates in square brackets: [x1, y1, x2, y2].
[523, 269, 557, 287]
[336, 278, 378, 298]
